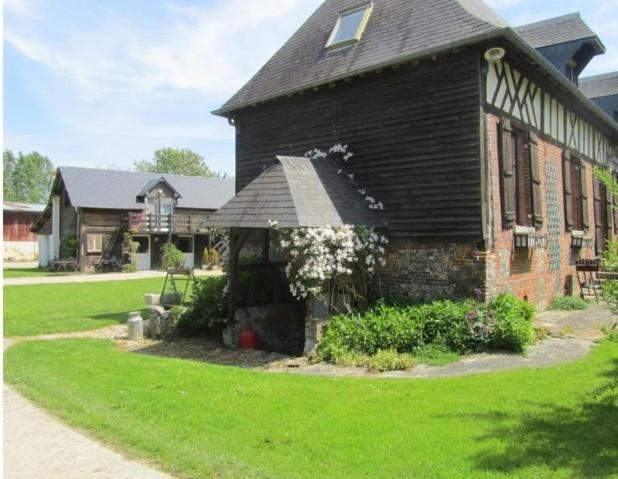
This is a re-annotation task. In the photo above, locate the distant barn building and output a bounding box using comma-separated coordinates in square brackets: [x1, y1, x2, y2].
[32, 167, 235, 271]
[3, 201, 45, 262]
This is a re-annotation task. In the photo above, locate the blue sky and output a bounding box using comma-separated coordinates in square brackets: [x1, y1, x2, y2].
[4, 0, 618, 175]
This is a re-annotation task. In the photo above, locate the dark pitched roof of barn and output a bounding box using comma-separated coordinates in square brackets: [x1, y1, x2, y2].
[215, 0, 507, 115]
[203, 156, 384, 229]
[514, 13, 602, 50]
[57, 167, 234, 210]
[580, 72, 618, 99]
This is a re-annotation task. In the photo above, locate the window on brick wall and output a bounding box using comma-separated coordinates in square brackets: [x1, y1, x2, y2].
[563, 153, 589, 232]
[499, 119, 543, 229]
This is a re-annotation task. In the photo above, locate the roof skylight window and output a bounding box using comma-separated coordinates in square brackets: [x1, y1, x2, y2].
[326, 3, 373, 50]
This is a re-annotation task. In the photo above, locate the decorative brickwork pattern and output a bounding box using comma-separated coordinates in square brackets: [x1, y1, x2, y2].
[545, 161, 562, 272]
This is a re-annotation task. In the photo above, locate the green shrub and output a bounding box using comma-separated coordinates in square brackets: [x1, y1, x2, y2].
[179, 276, 228, 334]
[602, 239, 618, 273]
[318, 301, 425, 359]
[602, 280, 618, 317]
[422, 300, 477, 352]
[549, 296, 589, 311]
[162, 243, 185, 270]
[365, 350, 415, 372]
[488, 293, 535, 353]
[324, 348, 415, 372]
[318, 293, 536, 363]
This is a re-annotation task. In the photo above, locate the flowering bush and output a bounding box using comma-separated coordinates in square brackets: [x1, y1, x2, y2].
[272, 225, 387, 309]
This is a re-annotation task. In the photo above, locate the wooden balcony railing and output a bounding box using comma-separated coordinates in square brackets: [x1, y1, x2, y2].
[127, 213, 209, 234]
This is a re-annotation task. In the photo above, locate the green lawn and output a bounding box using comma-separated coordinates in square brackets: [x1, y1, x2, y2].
[3, 279, 169, 336]
[5, 338, 616, 479]
[3, 267, 73, 278]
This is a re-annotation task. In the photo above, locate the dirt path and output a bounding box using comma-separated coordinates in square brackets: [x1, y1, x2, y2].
[3, 385, 172, 479]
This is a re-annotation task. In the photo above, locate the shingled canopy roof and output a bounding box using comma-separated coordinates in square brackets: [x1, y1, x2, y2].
[515, 13, 604, 50]
[580, 72, 618, 99]
[203, 156, 384, 229]
[215, 0, 506, 115]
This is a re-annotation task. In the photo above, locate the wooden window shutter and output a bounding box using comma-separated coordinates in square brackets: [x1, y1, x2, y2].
[563, 151, 573, 230]
[594, 177, 603, 255]
[500, 119, 516, 228]
[580, 163, 589, 230]
[529, 132, 543, 227]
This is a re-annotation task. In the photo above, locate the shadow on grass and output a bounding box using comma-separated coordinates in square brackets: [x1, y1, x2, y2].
[88, 309, 148, 325]
[464, 359, 618, 478]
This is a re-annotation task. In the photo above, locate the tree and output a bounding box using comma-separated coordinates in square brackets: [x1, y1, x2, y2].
[3, 150, 55, 204]
[134, 148, 227, 178]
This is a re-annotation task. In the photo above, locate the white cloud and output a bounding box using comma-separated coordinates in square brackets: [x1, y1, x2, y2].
[5, 0, 322, 98]
[4, 0, 33, 16]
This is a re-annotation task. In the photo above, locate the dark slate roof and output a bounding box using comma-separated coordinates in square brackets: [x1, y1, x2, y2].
[515, 13, 601, 49]
[58, 167, 235, 210]
[203, 156, 384, 228]
[580, 72, 618, 99]
[215, 0, 507, 115]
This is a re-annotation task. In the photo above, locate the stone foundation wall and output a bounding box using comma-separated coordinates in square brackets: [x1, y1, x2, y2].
[379, 241, 487, 302]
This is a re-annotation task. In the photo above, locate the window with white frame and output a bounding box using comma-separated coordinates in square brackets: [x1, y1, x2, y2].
[325, 3, 373, 50]
[87, 234, 103, 253]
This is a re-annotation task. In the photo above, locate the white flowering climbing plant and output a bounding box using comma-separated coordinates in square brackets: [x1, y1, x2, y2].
[269, 144, 389, 310]
[272, 225, 388, 308]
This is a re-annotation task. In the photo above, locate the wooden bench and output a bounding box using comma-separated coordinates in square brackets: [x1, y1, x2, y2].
[49, 258, 80, 272]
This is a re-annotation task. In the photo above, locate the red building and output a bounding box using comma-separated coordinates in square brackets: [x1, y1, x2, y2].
[3, 202, 45, 262]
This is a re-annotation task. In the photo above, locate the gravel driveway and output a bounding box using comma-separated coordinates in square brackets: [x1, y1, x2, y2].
[3, 385, 172, 479]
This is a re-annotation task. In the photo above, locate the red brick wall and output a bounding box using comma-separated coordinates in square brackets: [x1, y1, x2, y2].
[485, 113, 596, 308]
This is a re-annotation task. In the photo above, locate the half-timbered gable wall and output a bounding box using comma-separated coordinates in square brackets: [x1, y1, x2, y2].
[486, 60, 617, 164]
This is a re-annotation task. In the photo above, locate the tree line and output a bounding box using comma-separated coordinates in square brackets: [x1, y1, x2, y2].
[3, 148, 228, 204]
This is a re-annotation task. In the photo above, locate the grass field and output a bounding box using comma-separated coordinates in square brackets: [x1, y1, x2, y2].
[3, 267, 73, 278]
[5, 338, 616, 479]
[3, 278, 170, 336]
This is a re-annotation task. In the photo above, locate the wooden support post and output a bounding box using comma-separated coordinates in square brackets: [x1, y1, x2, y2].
[227, 229, 251, 325]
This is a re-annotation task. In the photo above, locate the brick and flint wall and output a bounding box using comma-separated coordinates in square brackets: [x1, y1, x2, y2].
[484, 113, 597, 309]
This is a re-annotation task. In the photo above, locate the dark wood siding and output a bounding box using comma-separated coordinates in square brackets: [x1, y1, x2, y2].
[79, 209, 128, 268]
[235, 51, 483, 241]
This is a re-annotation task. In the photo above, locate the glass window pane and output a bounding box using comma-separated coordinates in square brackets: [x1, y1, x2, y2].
[332, 8, 366, 45]
[134, 236, 149, 254]
[175, 236, 193, 253]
